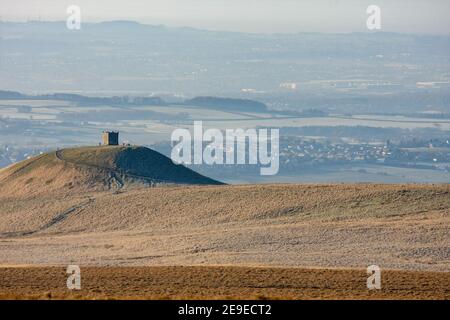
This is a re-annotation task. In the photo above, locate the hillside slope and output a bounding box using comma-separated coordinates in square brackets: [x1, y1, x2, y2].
[0, 146, 221, 197]
[0, 182, 448, 271]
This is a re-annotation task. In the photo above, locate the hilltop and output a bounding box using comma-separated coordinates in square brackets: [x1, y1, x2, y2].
[0, 145, 221, 197]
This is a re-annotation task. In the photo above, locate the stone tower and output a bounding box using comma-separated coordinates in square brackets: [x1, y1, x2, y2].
[102, 131, 119, 146]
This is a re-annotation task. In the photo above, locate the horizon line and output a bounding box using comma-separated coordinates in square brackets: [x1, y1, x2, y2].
[1, 19, 450, 37]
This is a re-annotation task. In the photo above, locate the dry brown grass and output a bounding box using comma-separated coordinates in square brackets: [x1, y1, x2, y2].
[0, 266, 448, 300]
[0, 183, 448, 271]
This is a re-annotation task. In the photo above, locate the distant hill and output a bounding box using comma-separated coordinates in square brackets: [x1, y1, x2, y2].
[0, 145, 222, 197]
[0, 90, 271, 114]
[0, 90, 165, 106]
[185, 97, 268, 113]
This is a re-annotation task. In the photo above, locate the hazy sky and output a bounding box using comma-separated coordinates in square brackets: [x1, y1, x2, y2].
[1, 0, 450, 34]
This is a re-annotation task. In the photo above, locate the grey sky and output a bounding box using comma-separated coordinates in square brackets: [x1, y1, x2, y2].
[1, 0, 450, 34]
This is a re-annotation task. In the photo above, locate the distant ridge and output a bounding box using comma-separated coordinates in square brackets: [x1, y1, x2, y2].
[0, 90, 165, 106]
[0, 90, 268, 112]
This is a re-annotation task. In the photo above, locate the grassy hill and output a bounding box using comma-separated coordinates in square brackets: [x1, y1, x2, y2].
[58, 146, 222, 185]
[0, 145, 222, 197]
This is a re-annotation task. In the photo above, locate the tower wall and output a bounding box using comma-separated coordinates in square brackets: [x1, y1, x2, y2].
[102, 131, 119, 146]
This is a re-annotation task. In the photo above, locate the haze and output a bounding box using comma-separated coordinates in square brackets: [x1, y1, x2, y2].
[1, 0, 450, 34]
